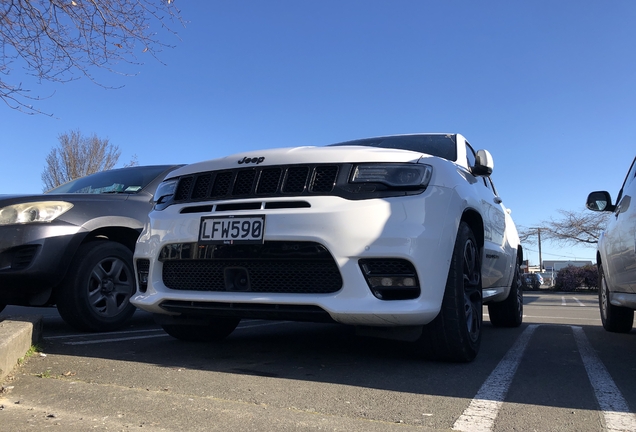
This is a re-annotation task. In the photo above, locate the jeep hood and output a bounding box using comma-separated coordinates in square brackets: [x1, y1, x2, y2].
[168, 145, 438, 179]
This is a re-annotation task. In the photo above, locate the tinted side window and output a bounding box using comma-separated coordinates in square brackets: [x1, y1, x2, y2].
[616, 157, 636, 202]
[465, 143, 476, 168]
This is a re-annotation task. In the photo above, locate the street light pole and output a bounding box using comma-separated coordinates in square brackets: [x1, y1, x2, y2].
[537, 228, 542, 272]
[530, 227, 543, 271]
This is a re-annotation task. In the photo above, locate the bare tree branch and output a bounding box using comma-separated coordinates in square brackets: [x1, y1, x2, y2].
[519, 209, 611, 247]
[1, 0, 184, 115]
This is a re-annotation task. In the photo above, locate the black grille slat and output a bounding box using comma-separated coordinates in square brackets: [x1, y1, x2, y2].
[311, 166, 338, 192]
[175, 176, 193, 200]
[211, 172, 233, 197]
[192, 174, 212, 199]
[283, 167, 309, 193]
[256, 168, 282, 194]
[233, 170, 256, 195]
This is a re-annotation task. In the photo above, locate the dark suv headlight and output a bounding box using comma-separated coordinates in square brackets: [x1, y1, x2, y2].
[351, 164, 432, 188]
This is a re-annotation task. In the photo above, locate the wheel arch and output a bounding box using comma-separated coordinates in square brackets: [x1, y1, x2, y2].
[460, 209, 484, 252]
[52, 226, 141, 303]
[80, 226, 141, 252]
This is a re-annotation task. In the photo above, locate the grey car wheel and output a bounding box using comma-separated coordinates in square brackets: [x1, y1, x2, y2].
[57, 241, 136, 332]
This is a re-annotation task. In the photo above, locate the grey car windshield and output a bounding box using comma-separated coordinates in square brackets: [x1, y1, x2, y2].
[46, 165, 173, 194]
[329, 134, 457, 161]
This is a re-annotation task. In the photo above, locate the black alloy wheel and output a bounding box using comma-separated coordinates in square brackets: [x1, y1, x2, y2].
[598, 262, 633, 333]
[416, 221, 482, 362]
[57, 241, 137, 332]
[488, 256, 523, 327]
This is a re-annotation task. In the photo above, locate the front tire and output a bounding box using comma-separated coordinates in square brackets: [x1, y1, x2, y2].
[599, 262, 633, 333]
[56, 241, 136, 332]
[488, 256, 523, 327]
[416, 222, 482, 362]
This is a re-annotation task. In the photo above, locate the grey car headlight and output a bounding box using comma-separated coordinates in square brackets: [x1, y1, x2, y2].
[351, 164, 433, 188]
[0, 201, 74, 225]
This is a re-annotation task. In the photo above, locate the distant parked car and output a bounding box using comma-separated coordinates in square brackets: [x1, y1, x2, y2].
[586, 156, 636, 333]
[522, 273, 543, 290]
[0, 165, 181, 331]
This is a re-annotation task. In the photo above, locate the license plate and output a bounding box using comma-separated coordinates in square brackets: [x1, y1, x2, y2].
[199, 215, 265, 244]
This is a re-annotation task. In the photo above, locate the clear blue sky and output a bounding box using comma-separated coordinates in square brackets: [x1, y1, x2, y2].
[2, 1, 635, 265]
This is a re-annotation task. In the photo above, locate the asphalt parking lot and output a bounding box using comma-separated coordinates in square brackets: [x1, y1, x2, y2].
[1, 291, 636, 431]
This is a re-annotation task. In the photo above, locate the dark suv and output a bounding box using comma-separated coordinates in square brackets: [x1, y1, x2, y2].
[0, 165, 180, 331]
[522, 273, 543, 290]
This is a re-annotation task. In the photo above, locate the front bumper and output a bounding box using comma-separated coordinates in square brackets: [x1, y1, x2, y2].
[0, 223, 83, 304]
[132, 186, 462, 326]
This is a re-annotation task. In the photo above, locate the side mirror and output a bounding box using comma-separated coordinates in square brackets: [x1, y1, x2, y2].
[586, 191, 614, 212]
[472, 149, 494, 177]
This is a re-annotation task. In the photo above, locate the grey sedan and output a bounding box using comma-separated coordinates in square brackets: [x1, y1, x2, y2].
[0, 165, 181, 331]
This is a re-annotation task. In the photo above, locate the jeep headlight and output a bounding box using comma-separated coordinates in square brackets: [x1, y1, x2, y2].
[0, 201, 74, 225]
[153, 179, 178, 205]
[351, 164, 432, 187]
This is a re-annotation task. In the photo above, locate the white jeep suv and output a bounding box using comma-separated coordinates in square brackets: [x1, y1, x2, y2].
[132, 133, 523, 361]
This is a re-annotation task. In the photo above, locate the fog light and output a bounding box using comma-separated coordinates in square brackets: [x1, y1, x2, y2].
[358, 258, 421, 301]
[369, 276, 415, 288]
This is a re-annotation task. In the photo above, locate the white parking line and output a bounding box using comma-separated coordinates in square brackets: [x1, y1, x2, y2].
[522, 315, 600, 322]
[562, 296, 567, 306]
[452, 324, 538, 432]
[59, 321, 290, 345]
[572, 297, 586, 307]
[64, 334, 170, 345]
[572, 326, 636, 432]
[45, 328, 164, 340]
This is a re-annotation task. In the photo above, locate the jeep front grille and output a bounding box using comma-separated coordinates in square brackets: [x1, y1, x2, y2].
[160, 241, 342, 294]
[174, 164, 340, 203]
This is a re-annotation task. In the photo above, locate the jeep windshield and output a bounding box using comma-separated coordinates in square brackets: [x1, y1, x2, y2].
[46, 165, 174, 194]
[329, 134, 457, 162]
